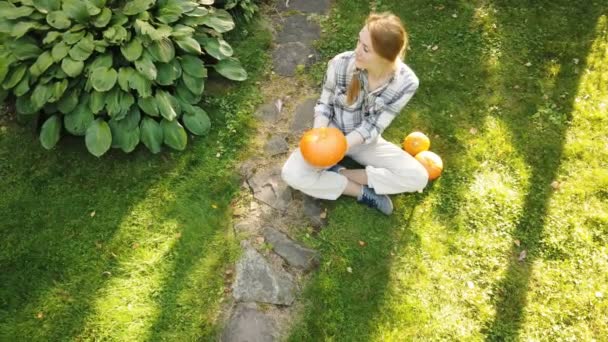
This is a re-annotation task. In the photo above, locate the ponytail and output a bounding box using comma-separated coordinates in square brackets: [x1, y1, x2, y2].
[346, 70, 361, 105]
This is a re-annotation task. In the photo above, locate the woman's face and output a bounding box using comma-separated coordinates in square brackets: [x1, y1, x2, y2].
[354, 26, 383, 70]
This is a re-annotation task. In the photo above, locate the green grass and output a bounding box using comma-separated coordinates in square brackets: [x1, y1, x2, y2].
[0, 17, 271, 341]
[290, 1, 608, 341]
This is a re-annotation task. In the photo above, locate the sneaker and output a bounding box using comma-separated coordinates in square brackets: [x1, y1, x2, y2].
[326, 164, 346, 174]
[357, 185, 393, 215]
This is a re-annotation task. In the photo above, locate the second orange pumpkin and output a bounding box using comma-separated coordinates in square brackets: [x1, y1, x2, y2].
[403, 132, 430, 156]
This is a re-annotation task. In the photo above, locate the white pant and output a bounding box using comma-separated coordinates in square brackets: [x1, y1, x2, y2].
[281, 136, 429, 200]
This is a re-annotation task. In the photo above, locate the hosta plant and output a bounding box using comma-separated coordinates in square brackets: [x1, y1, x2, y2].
[0, 0, 249, 156]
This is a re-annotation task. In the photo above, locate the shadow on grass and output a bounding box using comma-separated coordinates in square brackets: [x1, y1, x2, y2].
[0, 131, 178, 340]
[482, 2, 607, 340]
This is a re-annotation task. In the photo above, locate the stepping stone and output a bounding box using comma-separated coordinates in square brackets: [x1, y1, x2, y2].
[232, 242, 297, 305]
[272, 42, 317, 76]
[247, 168, 292, 211]
[221, 302, 279, 342]
[264, 135, 289, 156]
[263, 227, 319, 271]
[276, 0, 331, 14]
[276, 14, 321, 46]
[290, 97, 317, 133]
[254, 102, 281, 123]
[302, 195, 328, 229]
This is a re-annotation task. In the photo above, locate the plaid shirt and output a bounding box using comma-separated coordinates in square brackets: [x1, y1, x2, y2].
[314, 51, 419, 144]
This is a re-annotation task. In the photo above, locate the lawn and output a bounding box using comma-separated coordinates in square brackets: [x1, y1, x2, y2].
[0, 17, 271, 341]
[289, 0, 608, 341]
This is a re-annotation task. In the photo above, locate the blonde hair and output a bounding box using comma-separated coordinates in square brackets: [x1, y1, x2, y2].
[347, 12, 408, 105]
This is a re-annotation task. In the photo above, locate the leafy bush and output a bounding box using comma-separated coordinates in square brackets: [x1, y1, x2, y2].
[0, 0, 249, 156]
[219, 0, 258, 23]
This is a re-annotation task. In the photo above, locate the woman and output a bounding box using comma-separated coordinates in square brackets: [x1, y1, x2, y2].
[281, 12, 428, 216]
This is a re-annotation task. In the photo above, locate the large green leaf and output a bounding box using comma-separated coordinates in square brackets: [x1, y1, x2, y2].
[134, 19, 169, 41]
[120, 38, 143, 62]
[103, 24, 128, 44]
[89, 89, 106, 114]
[105, 88, 134, 119]
[57, 87, 80, 113]
[92, 7, 112, 27]
[175, 80, 200, 104]
[33, 0, 61, 14]
[117, 67, 133, 92]
[3, 5, 35, 19]
[63, 30, 86, 45]
[11, 21, 39, 38]
[48, 79, 68, 103]
[182, 73, 204, 94]
[161, 119, 187, 150]
[85, 119, 112, 157]
[12, 37, 42, 60]
[123, 0, 154, 16]
[62, 0, 99, 22]
[61, 56, 84, 77]
[31, 83, 53, 109]
[2, 64, 27, 90]
[134, 52, 157, 80]
[138, 96, 159, 116]
[29, 51, 54, 78]
[46, 11, 71, 29]
[16, 94, 41, 114]
[171, 24, 195, 39]
[65, 100, 94, 135]
[175, 37, 201, 54]
[140, 117, 163, 153]
[184, 7, 208, 17]
[68, 35, 95, 61]
[199, 36, 233, 60]
[155, 60, 181, 86]
[13, 74, 31, 96]
[157, 3, 182, 24]
[129, 72, 152, 98]
[182, 106, 211, 136]
[109, 117, 140, 152]
[51, 41, 70, 62]
[87, 53, 113, 74]
[213, 57, 247, 81]
[40, 115, 62, 149]
[199, 9, 235, 33]
[155, 90, 178, 121]
[180, 55, 207, 78]
[148, 39, 175, 63]
[90, 67, 117, 92]
[43, 31, 62, 44]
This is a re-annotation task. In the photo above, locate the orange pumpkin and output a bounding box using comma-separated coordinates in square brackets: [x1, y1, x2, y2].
[415, 151, 443, 180]
[403, 132, 430, 156]
[300, 127, 347, 167]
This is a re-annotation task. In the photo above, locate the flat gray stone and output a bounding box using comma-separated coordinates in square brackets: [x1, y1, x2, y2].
[303, 195, 327, 229]
[254, 102, 280, 123]
[276, 0, 331, 14]
[221, 302, 279, 342]
[232, 243, 297, 305]
[277, 14, 321, 45]
[263, 227, 319, 271]
[290, 97, 317, 132]
[248, 168, 292, 211]
[272, 42, 317, 76]
[264, 135, 289, 156]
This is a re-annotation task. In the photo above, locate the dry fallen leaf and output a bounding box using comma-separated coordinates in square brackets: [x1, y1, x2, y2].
[132, 243, 139, 249]
[90, 210, 96, 217]
[358, 240, 366, 247]
[275, 99, 283, 114]
[551, 181, 561, 190]
[514, 239, 521, 247]
[452, 13, 458, 18]
[525, 62, 532, 67]
[175, 232, 182, 239]
[320, 210, 327, 219]
[432, 45, 439, 51]
[225, 269, 233, 276]
[518, 250, 527, 261]
[36, 312, 44, 319]
[467, 281, 475, 289]
[211, 204, 218, 209]
[469, 127, 478, 135]
[256, 236, 265, 245]
[346, 267, 353, 273]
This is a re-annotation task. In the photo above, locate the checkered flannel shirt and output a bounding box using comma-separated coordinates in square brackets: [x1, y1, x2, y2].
[314, 51, 419, 144]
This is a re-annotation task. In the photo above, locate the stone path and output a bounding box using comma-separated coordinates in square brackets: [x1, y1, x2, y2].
[219, 1, 332, 340]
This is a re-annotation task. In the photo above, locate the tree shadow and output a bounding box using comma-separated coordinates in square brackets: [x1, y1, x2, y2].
[481, 2, 607, 340]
